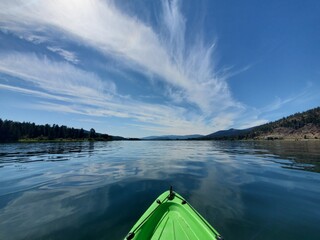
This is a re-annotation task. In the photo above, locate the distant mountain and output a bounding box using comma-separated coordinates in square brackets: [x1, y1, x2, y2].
[142, 134, 204, 140]
[204, 106, 320, 140]
[204, 128, 252, 139]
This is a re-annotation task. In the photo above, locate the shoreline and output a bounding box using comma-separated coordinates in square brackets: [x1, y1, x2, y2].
[1, 138, 320, 144]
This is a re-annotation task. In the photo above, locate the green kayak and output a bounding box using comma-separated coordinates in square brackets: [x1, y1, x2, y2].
[125, 188, 223, 240]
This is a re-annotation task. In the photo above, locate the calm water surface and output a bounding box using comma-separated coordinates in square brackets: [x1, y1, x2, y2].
[0, 141, 319, 240]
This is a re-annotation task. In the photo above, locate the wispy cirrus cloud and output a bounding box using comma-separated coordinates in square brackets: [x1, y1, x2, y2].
[0, 52, 230, 135]
[0, 52, 115, 99]
[47, 46, 79, 64]
[0, 0, 239, 115]
[0, 0, 258, 137]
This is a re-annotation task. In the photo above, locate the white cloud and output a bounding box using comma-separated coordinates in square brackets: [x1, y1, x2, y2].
[0, 52, 225, 136]
[47, 46, 79, 64]
[238, 119, 268, 129]
[22, 34, 48, 44]
[0, 52, 115, 99]
[0, 0, 239, 115]
[1, 0, 272, 137]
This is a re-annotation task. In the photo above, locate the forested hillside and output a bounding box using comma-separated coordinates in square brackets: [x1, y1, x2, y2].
[204, 107, 320, 140]
[249, 107, 320, 140]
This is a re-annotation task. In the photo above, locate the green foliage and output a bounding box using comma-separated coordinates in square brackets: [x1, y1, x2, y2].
[0, 119, 113, 142]
[89, 128, 96, 139]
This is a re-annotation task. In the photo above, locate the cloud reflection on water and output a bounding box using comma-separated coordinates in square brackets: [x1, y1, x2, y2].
[0, 141, 319, 239]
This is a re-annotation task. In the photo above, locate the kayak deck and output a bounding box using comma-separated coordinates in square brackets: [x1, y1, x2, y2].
[125, 189, 222, 240]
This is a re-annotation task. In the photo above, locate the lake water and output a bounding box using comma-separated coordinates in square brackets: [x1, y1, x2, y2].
[0, 141, 319, 240]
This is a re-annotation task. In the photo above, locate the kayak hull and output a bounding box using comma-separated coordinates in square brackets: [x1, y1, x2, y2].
[125, 190, 222, 240]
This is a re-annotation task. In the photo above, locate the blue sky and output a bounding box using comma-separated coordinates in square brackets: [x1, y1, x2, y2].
[0, 0, 319, 138]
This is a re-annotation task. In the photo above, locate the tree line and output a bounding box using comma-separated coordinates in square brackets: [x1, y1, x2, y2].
[0, 119, 113, 142]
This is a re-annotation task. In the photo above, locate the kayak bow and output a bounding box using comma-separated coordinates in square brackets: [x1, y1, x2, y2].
[125, 187, 223, 240]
